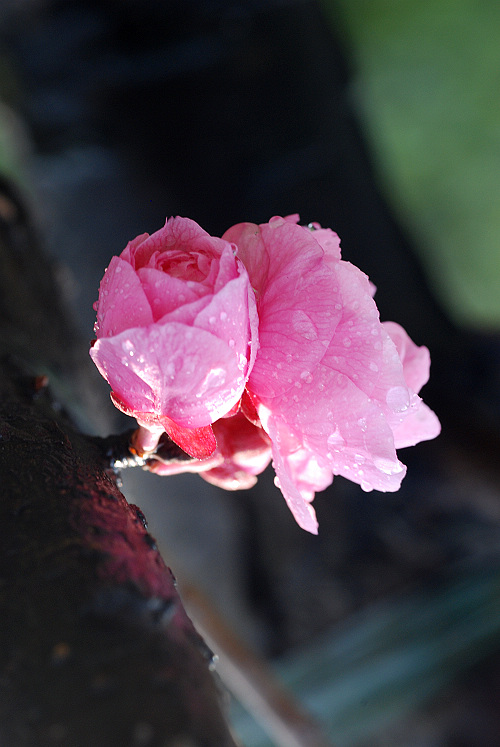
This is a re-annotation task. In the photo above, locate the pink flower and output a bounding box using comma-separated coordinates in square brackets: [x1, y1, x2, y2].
[147, 408, 272, 491]
[90, 217, 257, 458]
[221, 216, 440, 533]
[90, 214, 440, 534]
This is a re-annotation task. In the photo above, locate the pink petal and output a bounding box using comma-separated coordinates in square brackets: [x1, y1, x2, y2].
[223, 217, 340, 398]
[95, 256, 154, 338]
[159, 416, 216, 459]
[90, 336, 157, 414]
[325, 261, 409, 405]
[264, 414, 319, 534]
[147, 411, 272, 488]
[200, 413, 272, 489]
[259, 369, 406, 495]
[392, 399, 441, 448]
[383, 321, 431, 394]
[92, 322, 248, 429]
[148, 451, 225, 477]
[194, 272, 253, 376]
[136, 267, 205, 321]
[130, 217, 228, 271]
[120, 232, 150, 266]
[201, 466, 259, 490]
[309, 225, 342, 262]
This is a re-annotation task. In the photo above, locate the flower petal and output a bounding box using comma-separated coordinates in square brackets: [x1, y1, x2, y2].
[264, 413, 319, 534]
[137, 267, 205, 321]
[383, 321, 431, 394]
[159, 416, 216, 459]
[95, 256, 153, 338]
[224, 218, 340, 398]
[93, 322, 248, 429]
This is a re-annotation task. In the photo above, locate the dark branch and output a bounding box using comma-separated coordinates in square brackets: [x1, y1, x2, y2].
[0, 178, 237, 746]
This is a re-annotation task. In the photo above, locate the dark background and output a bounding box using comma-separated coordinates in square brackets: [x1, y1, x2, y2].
[2, 2, 500, 744]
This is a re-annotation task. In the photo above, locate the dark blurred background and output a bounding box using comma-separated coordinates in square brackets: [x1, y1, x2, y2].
[1, 1, 500, 745]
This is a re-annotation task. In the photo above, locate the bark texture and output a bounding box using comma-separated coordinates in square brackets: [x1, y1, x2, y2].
[0, 178, 237, 746]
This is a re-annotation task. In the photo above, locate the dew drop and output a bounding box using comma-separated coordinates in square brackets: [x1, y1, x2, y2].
[386, 386, 410, 412]
[327, 429, 345, 451]
[285, 353, 293, 364]
[343, 338, 351, 348]
[357, 417, 367, 431]
[209, 316, 216, 325]
[374, 457, 403, 475]
[228, 339, 235, 348]
[114, 265, 122, 273]
[220, 311, 228, 321]
[369, 362, 379, 372]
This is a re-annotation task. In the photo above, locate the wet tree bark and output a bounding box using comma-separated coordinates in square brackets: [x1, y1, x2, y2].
[0, 178, 237, 746]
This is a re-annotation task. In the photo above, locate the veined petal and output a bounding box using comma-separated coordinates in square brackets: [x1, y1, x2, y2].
[224, 218, 340, 398]
[95, 256, 153, 337]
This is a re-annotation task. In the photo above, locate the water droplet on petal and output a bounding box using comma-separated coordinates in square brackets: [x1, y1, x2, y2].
[357, 417, 367, 431]
[327, 428, 345, 451]
[374, 457, 403, 475]
[369, 362, 379, 372]
[386, 386, 410, 413]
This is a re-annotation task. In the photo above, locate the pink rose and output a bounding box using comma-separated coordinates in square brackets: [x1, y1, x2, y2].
[221, 216, 440, 533]
[90, 217, 257, 459]
[91, 214, 440, 534]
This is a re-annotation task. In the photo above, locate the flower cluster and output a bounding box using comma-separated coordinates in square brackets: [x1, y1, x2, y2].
[90, 215, 440, 533]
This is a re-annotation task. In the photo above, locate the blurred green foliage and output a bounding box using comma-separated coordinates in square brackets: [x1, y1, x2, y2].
[0, 54, 29, 186]
[322, 0, 500, 329]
